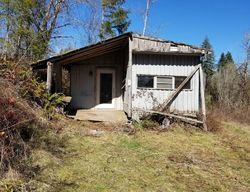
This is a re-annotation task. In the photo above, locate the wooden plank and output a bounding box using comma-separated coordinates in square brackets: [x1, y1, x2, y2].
[199, 66, 207, 131]
[144, 110, 203, 125]
[125, 37, 133, 118]
[158, 64, 201, 111]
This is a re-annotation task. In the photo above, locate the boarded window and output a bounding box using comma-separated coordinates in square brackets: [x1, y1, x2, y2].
[157, 76, 173, 89]
[137, 75, 154, 88]
[175, 76, 191, 89]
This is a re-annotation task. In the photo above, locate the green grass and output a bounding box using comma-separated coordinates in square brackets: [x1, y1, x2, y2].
[28, 121, 250, 192]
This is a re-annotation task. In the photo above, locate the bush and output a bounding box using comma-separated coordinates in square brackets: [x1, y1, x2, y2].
[0, 61, 64, 178]
[135, 120, 160, 130]
[0, 79, 37, 175]
[207, 63, 250, 125]
[206, 111, 223, 132]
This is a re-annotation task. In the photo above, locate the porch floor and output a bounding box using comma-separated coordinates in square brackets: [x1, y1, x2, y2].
[74, 109, 128, 123]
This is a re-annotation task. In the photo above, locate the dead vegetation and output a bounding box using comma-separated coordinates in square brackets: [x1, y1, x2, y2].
[0, 61, 65, 189]
[206, 111, 223, 132]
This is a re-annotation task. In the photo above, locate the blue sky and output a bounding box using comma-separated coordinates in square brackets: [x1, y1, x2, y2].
[125, 0, 250, 63]
[56, 0, 250, 63]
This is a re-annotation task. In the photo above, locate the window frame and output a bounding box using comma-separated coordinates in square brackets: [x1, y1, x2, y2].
[137, 75, 154, 89]
[136, 75, 192, 91]
[174, 76, 192, 90]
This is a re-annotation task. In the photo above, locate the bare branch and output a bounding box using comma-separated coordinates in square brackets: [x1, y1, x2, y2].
[142, 0, 151, 36]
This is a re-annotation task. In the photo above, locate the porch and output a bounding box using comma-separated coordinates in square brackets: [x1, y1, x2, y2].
[74, 109, 127, 123]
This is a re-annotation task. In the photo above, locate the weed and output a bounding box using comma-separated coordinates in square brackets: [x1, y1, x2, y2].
[134, 119, 160, 130]
[206, 111, 223, 132]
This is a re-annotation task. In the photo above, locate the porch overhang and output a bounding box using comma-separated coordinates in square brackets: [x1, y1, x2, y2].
[31, 32, 131, 69]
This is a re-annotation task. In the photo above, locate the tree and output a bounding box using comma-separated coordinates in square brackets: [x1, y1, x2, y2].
[72, 0, 102, 45]
[218, 53, 226, 70]
[225, 51, 234, 64]
[238, 33, 250, 105]
[201, 37, 215, 76]
[218, 51, 234, 71]
[83, 0, 101, 45]
[100, 0, 130, 40]
[0, 0, 69, 61]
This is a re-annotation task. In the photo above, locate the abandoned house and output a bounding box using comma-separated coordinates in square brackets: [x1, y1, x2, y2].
[32, 32, 207, 127]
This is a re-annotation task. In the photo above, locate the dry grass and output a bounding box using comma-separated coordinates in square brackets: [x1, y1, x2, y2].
[23, 120, 250, 192]
[208, 107, 250, 125]
[206, 111, 223, 132]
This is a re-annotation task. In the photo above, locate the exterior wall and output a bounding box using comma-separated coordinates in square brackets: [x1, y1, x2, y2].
[70, 50, 125, 110]
[131, 53, 200, 119]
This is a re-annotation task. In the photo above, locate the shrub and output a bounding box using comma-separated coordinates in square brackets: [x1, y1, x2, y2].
[206, 111, 223, 132]
[0, 61, 64, 178]
[137, 120, 160, 130]
[43, 93, 65, 120]
[0, 79, 37, 175]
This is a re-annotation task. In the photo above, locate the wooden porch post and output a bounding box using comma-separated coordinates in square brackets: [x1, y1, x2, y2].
[199, 66, 207, 131]
[127, 36, 133, 118]
[47, 61, 53, 93]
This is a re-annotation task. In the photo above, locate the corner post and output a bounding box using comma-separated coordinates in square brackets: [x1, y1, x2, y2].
[47, 61, 53, 93]
[127, 36, 133, 118]
[199, 65, 207, 131]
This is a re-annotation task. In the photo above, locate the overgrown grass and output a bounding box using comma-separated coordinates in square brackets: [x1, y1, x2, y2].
[26, 121, 250, 192]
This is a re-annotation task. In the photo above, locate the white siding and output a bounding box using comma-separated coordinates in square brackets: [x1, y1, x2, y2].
[71, 64, 95, 109]
[131, 54, 200, 119]
[70, 51, 124, 110]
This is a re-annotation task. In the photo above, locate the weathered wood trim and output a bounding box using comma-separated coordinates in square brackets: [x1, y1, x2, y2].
[158, 64, 201, 111]
[47, 61, 53, 93]
[127, 36, 133, 118]
[199, 66, 207, 131]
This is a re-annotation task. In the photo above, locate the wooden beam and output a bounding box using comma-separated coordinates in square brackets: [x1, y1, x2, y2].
[199, 66, 207, 131]
[127, 36, 133, 118]
[143, 110, 203, 125]
[158, 64, 201, 111]
[47, 61, 53, 93]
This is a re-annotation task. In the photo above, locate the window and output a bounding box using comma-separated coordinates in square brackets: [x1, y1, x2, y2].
[157, 76, 173, 89]
[137, 75, 191, 90]
[137, 75, 154, 88]
[175, 76, 191, 89]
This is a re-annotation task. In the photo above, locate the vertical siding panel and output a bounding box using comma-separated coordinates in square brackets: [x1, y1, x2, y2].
[132, 53, 200, 115]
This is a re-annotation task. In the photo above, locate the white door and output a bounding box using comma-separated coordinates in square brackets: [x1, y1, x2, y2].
[95, 68, 116, 108]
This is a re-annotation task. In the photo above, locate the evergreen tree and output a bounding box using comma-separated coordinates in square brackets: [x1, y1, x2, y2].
[218, 53, 226, 70]
[201, 37, 215, 76]
[225, 51, 234, 64]
[218, 51, 234, 71]
[100, 0, 130, 40]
